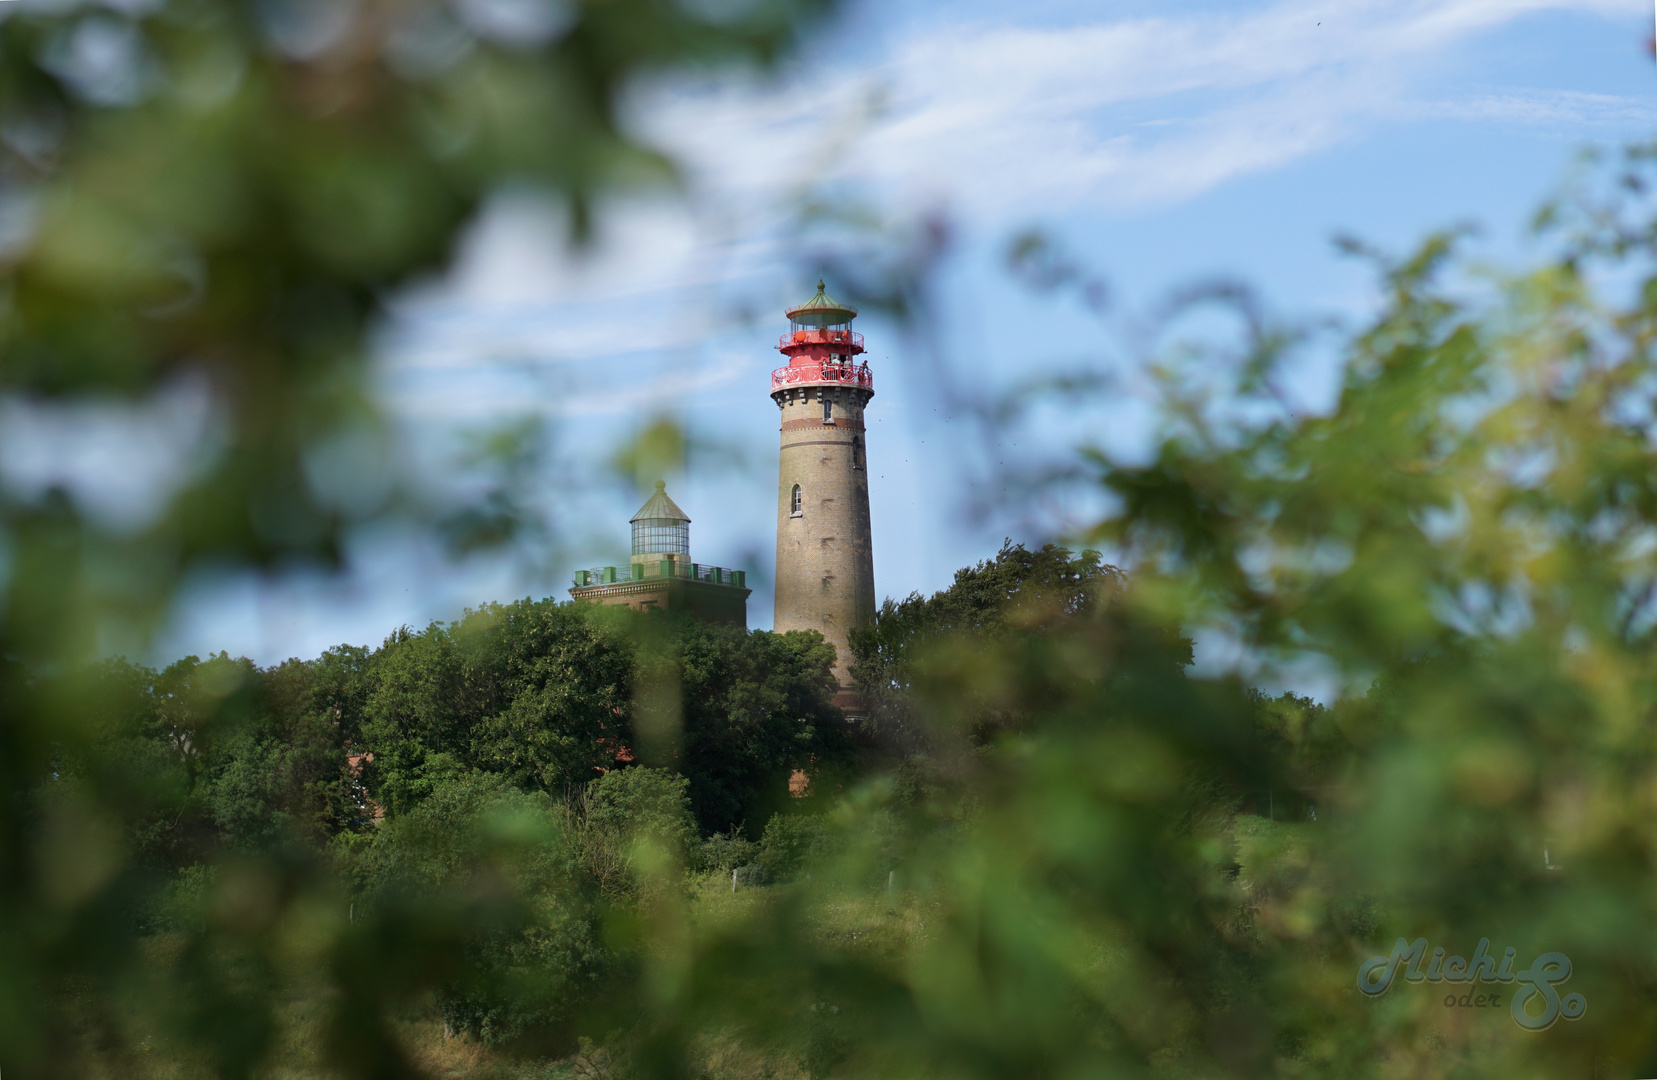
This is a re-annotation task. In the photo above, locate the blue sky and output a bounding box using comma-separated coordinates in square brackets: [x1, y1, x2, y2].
[156, 0, 1657, 667]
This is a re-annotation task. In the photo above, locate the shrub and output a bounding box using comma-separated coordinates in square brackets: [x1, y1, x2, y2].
[138, 863, 217, 935]
[345, 771, 611, 1048]
[696, 828, 759, 874]
[756, 814, 834, 880]
[575, 767, 697, 900]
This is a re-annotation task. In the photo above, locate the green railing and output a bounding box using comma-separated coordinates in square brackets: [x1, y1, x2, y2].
[573, 562, 746, 588]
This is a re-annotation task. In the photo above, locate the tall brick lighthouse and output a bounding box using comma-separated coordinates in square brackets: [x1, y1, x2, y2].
[771, 281, 875, 713]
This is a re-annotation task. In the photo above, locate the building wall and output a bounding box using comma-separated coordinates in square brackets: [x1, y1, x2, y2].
[772, 380, 876, 698]
[568, 579, 750, 626]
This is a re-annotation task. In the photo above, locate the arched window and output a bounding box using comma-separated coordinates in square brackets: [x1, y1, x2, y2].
[822, 398, 834, 423]
[790, 484, 802, 515]
[852, 436, 864, 470]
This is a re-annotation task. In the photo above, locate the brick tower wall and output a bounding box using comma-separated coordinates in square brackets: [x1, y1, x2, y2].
[772, 381, 876, 701]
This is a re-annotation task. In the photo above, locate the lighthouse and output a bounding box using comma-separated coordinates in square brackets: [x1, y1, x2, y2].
[569, 481, 751, 625]
[771, 281, 876, 713]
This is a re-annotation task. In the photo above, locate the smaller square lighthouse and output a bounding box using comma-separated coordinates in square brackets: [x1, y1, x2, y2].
[569, 481, 751, 625]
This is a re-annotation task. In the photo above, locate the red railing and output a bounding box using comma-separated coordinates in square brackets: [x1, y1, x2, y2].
[777, 329, 865, 351]
[771, 360, 874, 391]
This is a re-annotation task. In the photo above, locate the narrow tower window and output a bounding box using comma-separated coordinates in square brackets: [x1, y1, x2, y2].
[790, 484, 802, 516]
[852, 437, 864, 470]
[823, 398, 834, 423]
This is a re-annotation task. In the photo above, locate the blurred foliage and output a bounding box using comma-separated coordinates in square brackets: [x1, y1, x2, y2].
[12, 597, 846, 1076]
[621, 145, 1657, 1078]
[10, 0, 1657, 1075]
[849, 540, 1134, 752]
[341, 770, 610, 1051]
[0, 0, 841, 1060]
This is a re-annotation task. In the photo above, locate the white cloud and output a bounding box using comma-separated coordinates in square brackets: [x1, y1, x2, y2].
[378, 342, 751, 420]
[378, 0, 1640, 420]
[1411, 88, 1657, 126]
[641, 0, 1639, 218]
[377, 190, 770, 418]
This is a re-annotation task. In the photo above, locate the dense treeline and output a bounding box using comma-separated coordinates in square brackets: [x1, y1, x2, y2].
[62, 545, 1187, 875]
[61, 597, 850, 877]
[75, 545, 1187, 900]
[30, 596, 862, 1053]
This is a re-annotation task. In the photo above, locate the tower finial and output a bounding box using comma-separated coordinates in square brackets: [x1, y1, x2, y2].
[655, 479, 666, 491]
[817, 278, 825, 292]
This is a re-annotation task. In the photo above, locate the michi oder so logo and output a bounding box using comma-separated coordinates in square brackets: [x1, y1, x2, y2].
[1357, 938, 1586, 1030]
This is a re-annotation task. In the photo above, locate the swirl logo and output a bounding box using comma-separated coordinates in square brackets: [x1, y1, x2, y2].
[1510, 952, 1588, 1031]
[1356, 938, 1587, 1030]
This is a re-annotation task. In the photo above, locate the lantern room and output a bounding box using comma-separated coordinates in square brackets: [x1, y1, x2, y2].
[630, 479, 690, 567]
[786, 280, 858, 333]
[774, 280, 871, 391]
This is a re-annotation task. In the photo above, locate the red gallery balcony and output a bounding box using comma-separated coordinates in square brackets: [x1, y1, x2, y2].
[777, 328, 864, 351]
[771, 359, 874, 391]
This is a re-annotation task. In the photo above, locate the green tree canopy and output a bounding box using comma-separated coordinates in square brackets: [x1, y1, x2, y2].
[676, 620, 847, 835]
[849, 540, 1139, 748]
[359, 599, 636, 816]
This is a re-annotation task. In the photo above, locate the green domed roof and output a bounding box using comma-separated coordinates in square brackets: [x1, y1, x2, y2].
[630, 480, 690, 524]
[785, 280, 857, 326]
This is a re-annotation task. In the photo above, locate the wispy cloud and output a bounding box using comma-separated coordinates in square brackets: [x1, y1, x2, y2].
[377, 0, 1640, 419]
[1411, 88, 1657, 126]
[376, 191, 768, 419]
[643, 0, 1638, 216]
